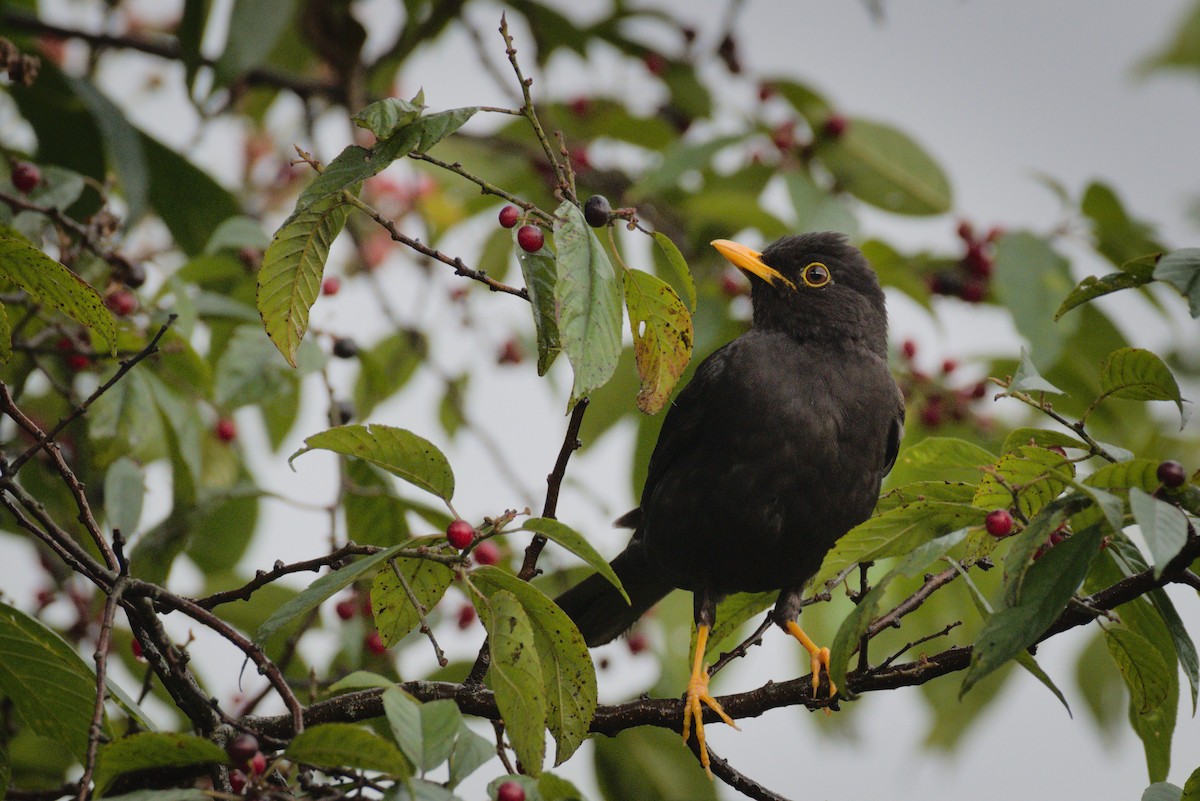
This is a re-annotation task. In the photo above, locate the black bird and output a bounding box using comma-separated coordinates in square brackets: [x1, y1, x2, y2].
[555, 232, 905, 776]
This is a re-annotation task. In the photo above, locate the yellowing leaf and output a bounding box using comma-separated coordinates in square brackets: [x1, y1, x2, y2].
[622, 268, 692, 414]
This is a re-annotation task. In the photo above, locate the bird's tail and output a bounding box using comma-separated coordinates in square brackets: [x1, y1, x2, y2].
[554, 541, 672, 647]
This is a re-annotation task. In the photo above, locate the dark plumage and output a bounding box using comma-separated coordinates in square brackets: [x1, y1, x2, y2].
[554, 232, 905, 775]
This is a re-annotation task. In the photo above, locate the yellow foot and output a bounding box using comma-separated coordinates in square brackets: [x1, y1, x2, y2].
[682, 624, 740, 778]
[786, 620, 837, 705]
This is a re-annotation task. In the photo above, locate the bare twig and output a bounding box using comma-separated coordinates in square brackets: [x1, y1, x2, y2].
[389, 558, 448, 667]
[79, 571, 128, 801]
[707, 746, 791, 801]
[195, 543, 383, 609]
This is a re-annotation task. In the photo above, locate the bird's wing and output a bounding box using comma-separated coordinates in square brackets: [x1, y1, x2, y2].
[883, 395, 905, 476]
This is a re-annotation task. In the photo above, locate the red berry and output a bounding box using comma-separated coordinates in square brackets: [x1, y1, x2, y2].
[334, 599, 357, 620]
[1157, 460, 1187, 489]
[66, 353, 91, 371]
[956, 220, 974, 242]
[901, 339, 917, 360]
[229, 770, 247, 794]
[570, 148, 590, 173]
[985, 226, 1005, 243]
[473, 540, 500, 566]
[456, 604, 477, 630]
[627, 631, 648, 655]
[822, 114, 848, 139]
[919, 398, 943, 428]
[497, 339, 522, 365]
[365, 630, 387, 655]
[960, 278, 987, 303]
[12, 161, 41, 193]
[516, 224, 544, 253]
[770, 121, 796, 152]
[941, 358, 957, 374]
[757, 83, 776, 102]
[321, 276, 341, 296]
[970, 381, 988, 400]
[721, 270, 747, 298]
[643, 52, 667, 76]
[446, 519, 475, 550]
[496, 781, 526, 801]
[247, 752, 267, 775]
[105, 290, 137, 317]
[569, 96, 591, 117]
[361, 595, 374, 619]
[130, 638, 144, 660]
[985, 509, 1013, 538]
[226, 733, 259, 765]
[964, 242, 993, 278]
[1048, 527, 1068, 546]
[498, 205, 520, 229]
[214, 417, 237, 443]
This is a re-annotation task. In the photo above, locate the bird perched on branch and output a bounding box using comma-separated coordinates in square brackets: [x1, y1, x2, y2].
[555, 232, 905, 776]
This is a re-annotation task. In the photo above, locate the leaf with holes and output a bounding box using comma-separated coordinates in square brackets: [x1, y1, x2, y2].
[291, 424, 454, 502]
[257, 194, 352, 366]
[553, 200, 622, 406]
[623, 268, 692, 414]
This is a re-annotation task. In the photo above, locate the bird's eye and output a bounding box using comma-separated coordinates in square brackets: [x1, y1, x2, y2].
[801, 262, 831, 288]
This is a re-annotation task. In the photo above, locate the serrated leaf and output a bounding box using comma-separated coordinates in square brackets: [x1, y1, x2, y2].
[472, 566, 596, 766]
[1184, 767, 1200, 801]
[521, 517, 629, 603]
[93, 733, 226, 797]
[1056, 264, 1155, 320]
[412, 107, 479, 154]
[515, 233, 561, 376]
[0, 602, 100, 762]
[1000, 427, 1086, 455]
[875, 480, 977, 513]
[884, 437, 995, 487]
[354, 95, 425, 138]
[291, 424, 454, 502]
[254, 543, 406, 643]
[1001, 495, 1086, 607]
[0, 231, 116, 354]
[1085, 458, 1162, 493]
[1107, 626, 1173, 715]
[651, 231, 696, 311]
[371, 555, 455, 646]
[961, 526, 1103, 697]
[257, 194, 352, 366]
[1129, 488, 1189, 578]
[285, 722, 412, 777]
[475, 589, 546, 776]
[622, 268, 692, 414]
[816, 118, 951, 215]
[829, 528, 968, 694]
[1153, 248, 1200, 317]
[815, 501, 986, 585]
[553, 201, 622, 405]
[973, 445, 1073, 521]
[1008, 347, 1065, 395]
[1100, 347, 1186, 420]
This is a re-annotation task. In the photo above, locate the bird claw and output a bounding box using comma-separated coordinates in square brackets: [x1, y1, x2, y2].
[682, 666, 740, 779]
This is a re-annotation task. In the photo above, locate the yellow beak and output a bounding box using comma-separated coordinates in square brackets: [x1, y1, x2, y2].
[711, 239, 795, 290]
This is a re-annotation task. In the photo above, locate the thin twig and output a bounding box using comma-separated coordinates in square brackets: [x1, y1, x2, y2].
[709, 614, 774, 677]
[195, 543, 383, 609]
[389, 558, 448, 667]
[491, 720, 516, 774]
[79, 572, 128, 801]
[707, 746, 792, 801]
[408, 152, 555, 226]
[865, 565, 960, 640]
[871, 621, 962, 674]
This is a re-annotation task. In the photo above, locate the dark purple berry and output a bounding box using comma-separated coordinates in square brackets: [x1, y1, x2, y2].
[332, 337, 359, 359]
[226, 733, 259, 765]
[583, 195, 612, 228]
[1157, 460, 1186, 489]
[12, 161, 40, 193]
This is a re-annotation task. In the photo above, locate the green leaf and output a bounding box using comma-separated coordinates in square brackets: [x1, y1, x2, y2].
[371, 554, 455, 646]
[1100, 347, 1186, 421]
[1008, 347, 1065, 395]
[961, 526, 1104, 697]
[66, 76, 149, 225]
[254, 543, 406, 643]
[553, 200, 623, 405]
[214, 325, 320, 409]
[382, 689, 462, 773]
[703, 591, 776, 658]
[472, 567, 596, 766]
[0, 231, 116, 354]
[257, 194, 352, 366]
[1106, 626, 1173, 715]
[521, 517, 629, 603]
[816, 118, 951, 215]
[1129, 488, 1190, 578]
[769, 78, 832, 123]
[515, 232, 561, 376]
[815, 501, 987, 585]
[1184, 766, 1200, 801]
[1144, 784, 1184, 801]
[412, 107, 479, 154]
[354, 329, 426, 418]
[631, 134, 744, 197]
[93, 733, 226, 797]
[102, 791, 211, 801]
[328, 671, 394, 693]
[291, 424, 454, 502]
[875, 481, 977, 514]
[593, 726, 719, 801]
[0, 601, 100, 762]
[539, 772, 586, 801]
[447, 720, 493, 789]
[622, 268, 692, 414]
[1000, 427, 1087, 455]
[285, 722, 412, 777]
[992, 233, 1078, 369]
[1056, 262, 1156, 320]
[1153, 248, 1200, 317]
[829, 528, 968, 694]
[353, 94, 426, 138]
[139, 131, 240, 257]
[205, 216, 270, 254]
[651, 231, 696, 311]
[213, 0, 298, 84]
[973, 445, 1072, 521]
[1080, 182, 1163, 268]
[1001, 496, 1085, 607]
[103, 456, 145, 536]
[344, 461, 412, 548]
[884, 437, 995, 487]
[783, 171, 858, 237]
[475, 589, 546, 776]
[1085, 458, 1163, 493]
[0, 301, 10, 363]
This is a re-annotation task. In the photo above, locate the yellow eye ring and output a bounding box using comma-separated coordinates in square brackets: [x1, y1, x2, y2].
[802, 262, 831, 288]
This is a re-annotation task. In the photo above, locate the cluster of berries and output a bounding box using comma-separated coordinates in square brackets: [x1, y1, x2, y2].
[928, 221, 1003, 303]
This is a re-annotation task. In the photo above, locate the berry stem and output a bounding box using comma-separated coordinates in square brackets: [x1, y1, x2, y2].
[409, 151, 555, 226]
[388, 558, 449, 667]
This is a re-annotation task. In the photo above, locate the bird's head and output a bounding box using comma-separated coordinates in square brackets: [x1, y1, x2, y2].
[712, 232, 888, 353]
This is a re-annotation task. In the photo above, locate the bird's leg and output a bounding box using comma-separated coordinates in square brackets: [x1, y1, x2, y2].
[683, 624, 740, 777]
[785, 620, 836, 698]
[683, 595, 739, 778]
